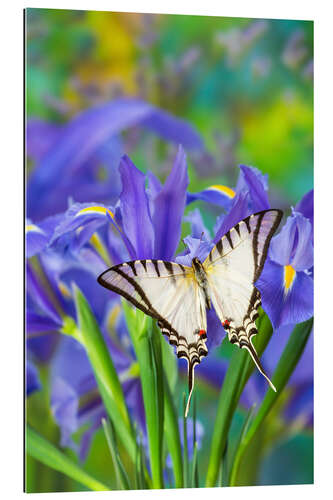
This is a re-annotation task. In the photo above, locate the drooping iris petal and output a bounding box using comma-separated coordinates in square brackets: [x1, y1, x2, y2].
[26, 224, 48, 258]
[26, 214, 63, 257]
[187, 184, 235, 209]
[51, 203, 114, 246]
[236, 164, 270, 211]
[26, 118, 61, 161]
[26, 360, 41, 396]
[295, 189, 313, 228]
[256, 259, 313, 328]
[119, 155, 154, 259]
[27, 98, 203, 219]
[152, 146, 189, 260]
[140, 108, 204, 151]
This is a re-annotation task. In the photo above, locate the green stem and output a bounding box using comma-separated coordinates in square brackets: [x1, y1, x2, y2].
[205, 313, 274, 487]
[27, 426, 109, 491]
[229, 317, 313, 486]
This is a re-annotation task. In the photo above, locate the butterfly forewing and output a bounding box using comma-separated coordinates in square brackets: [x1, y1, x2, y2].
[203, 209, 282, 389]
[98, 258, 208, 369]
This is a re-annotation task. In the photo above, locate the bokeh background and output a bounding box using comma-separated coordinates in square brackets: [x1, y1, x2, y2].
[25, 8, 313, 492]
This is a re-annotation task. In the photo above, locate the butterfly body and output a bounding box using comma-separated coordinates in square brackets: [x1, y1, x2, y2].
[98, 209, 283, 416]
[191, 257, 212, 310]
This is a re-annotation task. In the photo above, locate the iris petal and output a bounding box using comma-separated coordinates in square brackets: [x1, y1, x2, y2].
[152, 146, 189, 260]
[119, 155, 155, 259]
[256, 259, 313, 328]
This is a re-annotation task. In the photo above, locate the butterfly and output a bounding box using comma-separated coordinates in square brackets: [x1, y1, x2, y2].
[97, 209, 283, 416]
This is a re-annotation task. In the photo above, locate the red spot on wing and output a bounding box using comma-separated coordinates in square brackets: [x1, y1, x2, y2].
[199, 330, 206, 336]
[222, 320, 230, 328]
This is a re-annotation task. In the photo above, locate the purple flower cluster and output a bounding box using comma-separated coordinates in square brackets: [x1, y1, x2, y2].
[26, 99, 313, 460]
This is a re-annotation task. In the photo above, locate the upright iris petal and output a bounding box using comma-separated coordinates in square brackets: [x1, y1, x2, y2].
[118, 155, 155, 259]
[152, 146, 189, 260]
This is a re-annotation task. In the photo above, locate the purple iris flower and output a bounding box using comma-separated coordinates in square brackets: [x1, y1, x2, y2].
[256, 209, 313, 329]
[27, 98, 203, 220]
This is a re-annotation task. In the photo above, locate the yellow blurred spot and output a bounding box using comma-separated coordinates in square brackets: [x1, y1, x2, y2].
[75, 206, 114, 219]
[90, 233, 112, 267]
[128, 361, 140, 378]
[208, 185, 235, 198]
[26, 224, 42, 233]
[58, 281, 72, 299]
[284, 265, 296, 293]
[107, 304, 121, 331]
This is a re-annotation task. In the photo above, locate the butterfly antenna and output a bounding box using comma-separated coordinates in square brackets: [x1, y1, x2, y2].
[243, 342, 277, 392]
[185, 361, 196, 418]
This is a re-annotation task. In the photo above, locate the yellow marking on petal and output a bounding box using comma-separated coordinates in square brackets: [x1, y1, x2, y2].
[75, 206, 114, 219]
[58, 281, 72, 299]
[284, 265, 296, 293]
[90, 233, 112, 267]
[26, 224, 42, 233]
[107, 303, 121, 331]
[208, 185, 236, 198]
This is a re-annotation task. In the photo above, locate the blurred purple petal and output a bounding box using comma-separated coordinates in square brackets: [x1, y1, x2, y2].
[152, 146, 189, 260]
[27, 98, 203, 219]
[141, 109, 204, 151]
[119, 155, 154, 259]
[26, 360, 41, 396]
[26, 262, 62, 325]
[26, 118, 61, 161]
[26, 311, 60, 334]
[51, 376, 79, 448]
[194, 353, 228, 388]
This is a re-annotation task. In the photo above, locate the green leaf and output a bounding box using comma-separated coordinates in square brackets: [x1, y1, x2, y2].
[102, 418, 131, 490]
[229, 317, 313, 486]
[26, 426, 109, 491]
[73, 285, 136, 462]
[163, 374, 184, 488]
[123, 301, 164, 489]
[205, 312, 274, 487]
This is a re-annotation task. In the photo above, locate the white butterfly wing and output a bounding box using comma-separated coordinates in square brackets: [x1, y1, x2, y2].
[98, 259, 208, 415]
[203, 209, 282, 389]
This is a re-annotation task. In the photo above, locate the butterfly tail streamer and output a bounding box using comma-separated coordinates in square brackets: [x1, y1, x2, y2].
[243, 341, 277, 392]
[185, 361, 196, 418]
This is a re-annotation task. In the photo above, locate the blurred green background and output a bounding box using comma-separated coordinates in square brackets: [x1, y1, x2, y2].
[25, 8, 313, 492]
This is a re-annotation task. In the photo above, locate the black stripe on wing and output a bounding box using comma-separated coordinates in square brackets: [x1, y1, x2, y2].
[98, 259, 208, 364]
[207, 209, 282, 283]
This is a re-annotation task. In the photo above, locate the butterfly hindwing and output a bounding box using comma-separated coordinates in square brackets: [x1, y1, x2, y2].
[203, 209, 282, 389]
[98, 259, 208, 414]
